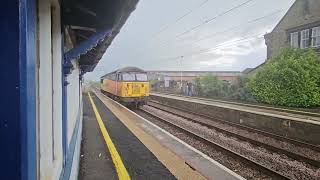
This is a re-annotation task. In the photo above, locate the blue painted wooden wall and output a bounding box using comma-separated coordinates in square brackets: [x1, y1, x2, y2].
[0, 0, 37, 179]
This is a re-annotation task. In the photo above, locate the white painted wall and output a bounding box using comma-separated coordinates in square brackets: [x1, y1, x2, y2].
[38, 0, 55, 178]
[66, 61, 81, 145]
[64, 49, 82, 180]
[38, 0, 64, 178]
[51, 1, 63, 179]
[37, 0, 82, 179]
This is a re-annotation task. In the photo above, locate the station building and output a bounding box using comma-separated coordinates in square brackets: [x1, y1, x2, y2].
[1, 0, 138, 179]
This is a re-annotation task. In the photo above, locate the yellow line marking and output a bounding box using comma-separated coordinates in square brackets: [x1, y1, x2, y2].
[88, 92, 131, 180]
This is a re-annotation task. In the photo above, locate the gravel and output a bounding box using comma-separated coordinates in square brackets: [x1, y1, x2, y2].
[135, 110, 273, 179]
[141, 105, 320, 180]
[148, 101, 320, 162]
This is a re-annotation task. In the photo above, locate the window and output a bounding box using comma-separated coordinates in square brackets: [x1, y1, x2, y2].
[290, 32, 299, 48]
[111, 74, 116, 80]
[300, 29, 310, 49]
[312, 26, 320, 48]
[136, 73, 148, 81]
[122, 73, 136, 81]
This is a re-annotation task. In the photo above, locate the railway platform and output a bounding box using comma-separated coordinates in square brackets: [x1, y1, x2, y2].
[79, 89, 242, 180]
[80, 92, 175, 179]
[150, 92, 320, 145]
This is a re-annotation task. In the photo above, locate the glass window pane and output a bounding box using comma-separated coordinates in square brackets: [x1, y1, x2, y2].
[300, 29, 310, 49]
[122, 73, 136, 81]
[290, 32, 299, 48]
[136, 73, 148, 81]
[312, 27, 320, 47]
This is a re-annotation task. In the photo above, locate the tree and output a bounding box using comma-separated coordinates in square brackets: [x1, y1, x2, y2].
[247, 48, 320, 107]
[194, 77, 202, 96]
[196, 74, 230, 97]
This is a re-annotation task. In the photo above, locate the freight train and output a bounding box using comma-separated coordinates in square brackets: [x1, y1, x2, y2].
[100, 67, 149, 106]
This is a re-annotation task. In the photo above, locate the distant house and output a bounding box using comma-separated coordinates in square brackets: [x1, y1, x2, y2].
[242, 68, 254, 74]
[264, 0, 320, 59]
[242, 62, 266, 75]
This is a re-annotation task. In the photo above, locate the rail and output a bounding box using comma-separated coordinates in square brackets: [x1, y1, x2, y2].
[151, 92, 320, 118]
[147, 101, 320, 168]
[138, 107, 289, 179]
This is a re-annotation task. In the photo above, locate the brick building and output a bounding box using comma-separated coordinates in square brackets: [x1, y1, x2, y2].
[147, 71, 243, 83]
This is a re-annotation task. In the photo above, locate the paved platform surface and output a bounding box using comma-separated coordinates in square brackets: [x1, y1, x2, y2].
[93, 89, 241, 180]
[79, 93, 176, 180]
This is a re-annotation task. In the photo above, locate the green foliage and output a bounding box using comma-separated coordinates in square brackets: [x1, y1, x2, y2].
[196, 74, 231, 97]
[194, 77, 202, 96]
[229, 76, 256, 102]
[150, 79, 160, 86]
[247, 48, 320, 107]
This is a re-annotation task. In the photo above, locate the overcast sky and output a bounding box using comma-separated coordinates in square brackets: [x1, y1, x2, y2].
[85, 0, 295, 81]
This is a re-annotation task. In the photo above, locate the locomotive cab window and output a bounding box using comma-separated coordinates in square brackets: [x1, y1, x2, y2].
[136, 73, 148, 81]
[117, 73, 121, 81]
[122, 73, 136, 81]
[111, 74, 116, 81]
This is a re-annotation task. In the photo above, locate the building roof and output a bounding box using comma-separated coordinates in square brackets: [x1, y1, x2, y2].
[242, 68, 254, 74]
[267, 0, 320, 35]
[267, 0, 298, 34]
[62, 0, 139, 74]
[244, 62, 266, 74]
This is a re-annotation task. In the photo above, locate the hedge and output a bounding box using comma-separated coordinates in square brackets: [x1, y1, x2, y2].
[247, 48, 320, 107]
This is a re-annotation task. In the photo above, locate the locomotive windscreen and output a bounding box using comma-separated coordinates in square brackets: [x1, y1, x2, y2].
[121, 73, 148, 81]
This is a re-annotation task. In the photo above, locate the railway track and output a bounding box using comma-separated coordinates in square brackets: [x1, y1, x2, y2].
[136, 102, 320, 180]
[136, 107, 288, 179]
[147, 101, 320, 166]
[151, 92, 320, 118]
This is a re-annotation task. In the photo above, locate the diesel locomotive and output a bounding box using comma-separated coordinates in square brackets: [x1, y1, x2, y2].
[100, 67, 149, 106]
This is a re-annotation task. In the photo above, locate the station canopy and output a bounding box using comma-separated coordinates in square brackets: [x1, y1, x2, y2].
[62, 0, 139, 73]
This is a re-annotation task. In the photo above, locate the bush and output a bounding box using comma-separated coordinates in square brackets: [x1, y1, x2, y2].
[195, 74, 231, 97]
[247, 48, 320, 107]
[230, 76, 256, 102]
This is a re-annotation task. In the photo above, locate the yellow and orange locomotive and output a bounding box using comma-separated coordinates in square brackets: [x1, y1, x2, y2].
[100, 67, 149, 106]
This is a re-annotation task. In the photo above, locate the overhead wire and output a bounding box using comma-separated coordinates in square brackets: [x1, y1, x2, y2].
[141, 1, 285, 67]
[158, 8, 283, 49]
[182, 9, 283, 45]
[151, 0, 209, 39]
[175, 0, 255, 38]
[159, 33, 264, 61]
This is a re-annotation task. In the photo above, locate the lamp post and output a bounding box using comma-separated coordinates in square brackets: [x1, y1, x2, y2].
[180, 56, 183, 93]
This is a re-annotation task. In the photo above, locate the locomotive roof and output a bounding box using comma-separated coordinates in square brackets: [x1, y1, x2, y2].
[117, 66, 145, 73]
[100, 66, 145, 79]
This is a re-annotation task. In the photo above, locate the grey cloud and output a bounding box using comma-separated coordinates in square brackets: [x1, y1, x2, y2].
[85, 0, 295, 81]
